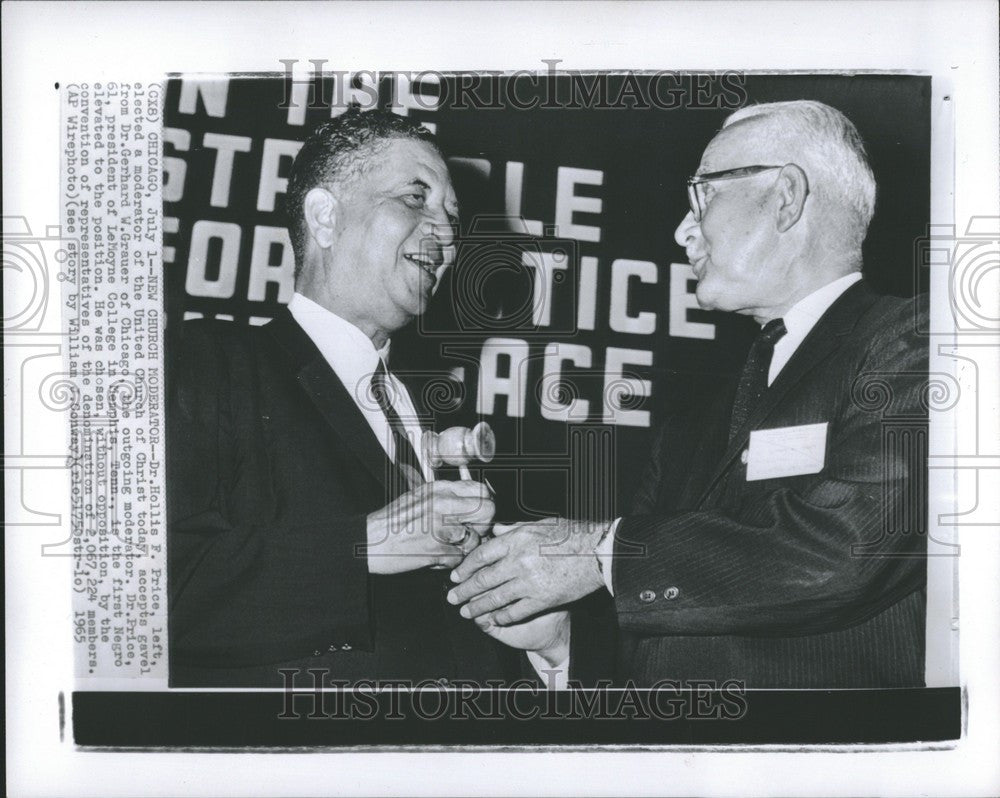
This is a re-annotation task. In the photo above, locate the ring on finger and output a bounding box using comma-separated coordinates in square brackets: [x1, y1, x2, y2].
[458, 523, 476, 546]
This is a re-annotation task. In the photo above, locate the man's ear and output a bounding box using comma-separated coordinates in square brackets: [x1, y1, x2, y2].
[775, 164, 810, 233]
[303, 186, 338, 249]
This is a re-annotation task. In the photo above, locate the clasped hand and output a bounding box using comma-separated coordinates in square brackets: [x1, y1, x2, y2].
[365, 476, 493, 574]
[446, 517, 608, 625]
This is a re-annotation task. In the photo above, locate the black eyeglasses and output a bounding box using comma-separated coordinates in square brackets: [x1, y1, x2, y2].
[686, 164, 798, 221]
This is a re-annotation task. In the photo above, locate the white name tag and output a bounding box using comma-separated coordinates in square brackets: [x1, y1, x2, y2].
[746, 422, 828, 481]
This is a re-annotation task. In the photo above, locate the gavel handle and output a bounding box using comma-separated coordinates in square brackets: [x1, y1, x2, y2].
[459, 465, 472, 481]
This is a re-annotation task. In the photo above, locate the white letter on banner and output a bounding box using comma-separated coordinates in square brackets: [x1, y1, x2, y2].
[247, 226, 295, 303]
[257, 138, 304, 212]
[163, 216, 179, 264]
[163, 128, 190, 203]
[504, 162, 544, 235]
[186, 221, 241, 298]
[576, 256, 598, 331]
[554, 167, 603, 242]
[541, 343, 591, 422]
[523, 250, 569, 328]
[285, 81, 310, 127]
[603, 347, 653, 427]
[178, 78, 230, 118]
[203, 133, 252, 208]
[669, 262, 715, 340]
[477, 338, 530, 417]
[610, 259, 658, 334]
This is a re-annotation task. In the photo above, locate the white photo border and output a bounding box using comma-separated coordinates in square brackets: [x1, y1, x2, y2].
[4, 1, 998, 796]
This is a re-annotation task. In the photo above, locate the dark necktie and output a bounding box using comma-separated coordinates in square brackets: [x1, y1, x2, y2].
[729, 318, 787, 441]
[371, 360, 426, 494]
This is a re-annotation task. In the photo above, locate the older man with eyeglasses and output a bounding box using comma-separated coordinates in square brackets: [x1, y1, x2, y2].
[448, 100, 929, 689]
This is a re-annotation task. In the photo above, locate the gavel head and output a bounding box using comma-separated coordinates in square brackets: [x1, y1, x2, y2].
[423, 421, 496, 468]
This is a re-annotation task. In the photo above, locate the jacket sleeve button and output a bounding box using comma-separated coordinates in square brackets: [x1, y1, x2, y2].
[664, 586, 680, 600]
[639, 589, 657, 603]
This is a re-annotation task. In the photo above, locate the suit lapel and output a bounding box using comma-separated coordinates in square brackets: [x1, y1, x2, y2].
[264, 307, 390, 491]
[695, 280, 879, 507]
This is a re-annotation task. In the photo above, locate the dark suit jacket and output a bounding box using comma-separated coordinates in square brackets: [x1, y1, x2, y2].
[612, 281, 928, 688]
[167, 309, 513, 687]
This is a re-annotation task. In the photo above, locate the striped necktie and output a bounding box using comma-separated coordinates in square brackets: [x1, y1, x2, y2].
[729, 317, 787, 441]
[370, 360, 425, 493]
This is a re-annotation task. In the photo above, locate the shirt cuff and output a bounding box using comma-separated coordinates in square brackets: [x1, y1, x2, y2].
[526, 650, 570, 690]
[596, 517, 621, 596]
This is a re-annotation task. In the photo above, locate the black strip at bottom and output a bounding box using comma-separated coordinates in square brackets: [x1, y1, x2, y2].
[73, 687, 961, 748]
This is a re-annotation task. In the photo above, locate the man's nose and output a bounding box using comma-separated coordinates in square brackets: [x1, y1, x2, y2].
[673, 210, 700, 248]
[424, 213, 456, 247]
[434, 222, 456, 248]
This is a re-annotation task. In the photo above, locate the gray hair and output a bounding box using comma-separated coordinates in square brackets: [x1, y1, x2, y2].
[723, 101, 877, 242]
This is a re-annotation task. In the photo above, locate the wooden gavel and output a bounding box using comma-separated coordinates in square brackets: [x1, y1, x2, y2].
[422, 421, 496, 480]
[423, 422, 497, 563]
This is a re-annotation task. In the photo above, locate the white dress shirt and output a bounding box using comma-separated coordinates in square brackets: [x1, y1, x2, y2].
[595, 271, 863, 596]
[287, 292, 432, 480]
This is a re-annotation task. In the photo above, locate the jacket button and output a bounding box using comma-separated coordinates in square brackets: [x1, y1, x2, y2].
[341, 643, 352, 651]
[312, 650, 321, 657]
[664, 587, 680, 600]
[639, 589, 656, 603]
[740, 449, 749, 465]
[328, 644, 339, 652]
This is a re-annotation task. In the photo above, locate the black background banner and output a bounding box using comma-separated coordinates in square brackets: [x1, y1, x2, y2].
[163, 72, 930, 519]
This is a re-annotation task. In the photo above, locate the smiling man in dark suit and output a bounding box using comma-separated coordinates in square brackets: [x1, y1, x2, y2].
[168, 110, 568, 687]
[449, 100, 929, 688]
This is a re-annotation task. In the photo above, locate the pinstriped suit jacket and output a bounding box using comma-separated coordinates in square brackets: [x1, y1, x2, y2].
[613, 281, 928, 688]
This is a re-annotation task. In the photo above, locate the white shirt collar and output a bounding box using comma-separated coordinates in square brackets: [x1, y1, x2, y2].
[769, 272, 862, 384]
[286, 292, 430, 477]
[288, 292, 390, 379]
